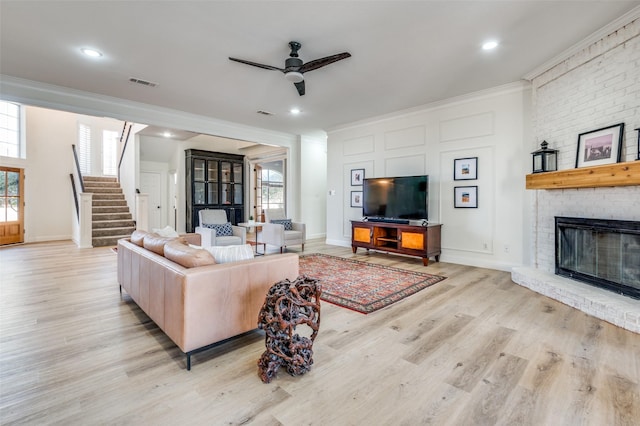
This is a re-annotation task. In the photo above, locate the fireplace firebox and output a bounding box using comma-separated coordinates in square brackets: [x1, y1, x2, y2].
[555, 217, 640, 299]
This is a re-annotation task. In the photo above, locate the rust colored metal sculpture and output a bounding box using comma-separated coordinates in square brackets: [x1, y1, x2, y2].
[257, 276, 321, 383]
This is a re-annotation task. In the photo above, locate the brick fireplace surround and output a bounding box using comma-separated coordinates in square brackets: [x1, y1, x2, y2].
[511, 17, 640, 334]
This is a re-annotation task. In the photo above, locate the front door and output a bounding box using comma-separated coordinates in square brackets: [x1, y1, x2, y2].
[0, 167, 24, 245]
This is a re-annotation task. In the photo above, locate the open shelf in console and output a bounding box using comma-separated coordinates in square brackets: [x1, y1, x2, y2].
[351, 220, 442, 266]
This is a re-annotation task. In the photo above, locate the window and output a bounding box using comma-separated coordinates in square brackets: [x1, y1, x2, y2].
[261, 160, 285, 210]
[102, 130, 118, 176]
[0, 100, 22, 158]
[0, 168, 20, 222]
[78, 123, 91, 175]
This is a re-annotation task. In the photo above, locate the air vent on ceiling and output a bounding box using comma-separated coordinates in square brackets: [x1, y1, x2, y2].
[256, 110, 274, 116]
[129, 77, 158, 87]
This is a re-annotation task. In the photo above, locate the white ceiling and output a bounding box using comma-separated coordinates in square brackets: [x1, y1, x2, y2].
[1, 1, 638, 136]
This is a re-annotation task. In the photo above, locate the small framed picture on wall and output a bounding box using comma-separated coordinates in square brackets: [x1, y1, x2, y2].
[351, 191, 363, 208]
[454, 186, 478, 208]
[351, 168, 365, 186]
[454, 157, 478, 180]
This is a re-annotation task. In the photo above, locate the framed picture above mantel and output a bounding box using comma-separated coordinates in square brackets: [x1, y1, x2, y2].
[575, 123, 624, 168]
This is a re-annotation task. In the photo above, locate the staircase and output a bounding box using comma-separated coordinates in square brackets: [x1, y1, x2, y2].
[83, 176, 136, 247]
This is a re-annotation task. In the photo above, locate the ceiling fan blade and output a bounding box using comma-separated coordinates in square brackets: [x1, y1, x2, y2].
[294, 80, 305, 96]
[228, 57, 284, 72]
[299, 52, 351, 73]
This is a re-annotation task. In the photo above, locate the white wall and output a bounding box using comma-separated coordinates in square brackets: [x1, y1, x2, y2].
[327, 83, 530, 271]
[300, 133, 328, 239]
[529, 18, 640, 273]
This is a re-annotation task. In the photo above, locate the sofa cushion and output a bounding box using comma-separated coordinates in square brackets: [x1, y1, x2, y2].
[130, 230, 149, 247]
[205, 244, 254, 264]
[152, 225, 180, 238]
[164, 240, 216, 268]
[203, 222, 233, 236]
[143, 233, 185, 256]
[271, 218, 293, 230]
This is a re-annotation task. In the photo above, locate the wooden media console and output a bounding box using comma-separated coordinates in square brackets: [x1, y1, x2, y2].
[351, 221, 442, 266]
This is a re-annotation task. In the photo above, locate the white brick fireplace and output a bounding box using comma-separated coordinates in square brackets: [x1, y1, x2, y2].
[512, 17, 640, 333]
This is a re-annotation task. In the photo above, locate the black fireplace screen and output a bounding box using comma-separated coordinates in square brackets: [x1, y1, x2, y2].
[556, 217, 640, 299]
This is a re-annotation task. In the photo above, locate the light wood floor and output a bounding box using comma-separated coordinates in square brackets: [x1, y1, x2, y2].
[1, 239, 639, 425]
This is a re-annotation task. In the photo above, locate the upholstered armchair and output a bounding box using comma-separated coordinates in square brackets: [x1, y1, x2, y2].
[260, 208, 306, 253]
[195, 209, 246, 247]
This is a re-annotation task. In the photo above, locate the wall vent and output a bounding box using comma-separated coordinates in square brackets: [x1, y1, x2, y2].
[257, 110, 274, 116]
[129, 77, 158, 87]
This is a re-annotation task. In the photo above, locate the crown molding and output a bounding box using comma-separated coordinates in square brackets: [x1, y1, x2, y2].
[523, 5, 640, 81]
[0, 75, 298, 147]
[327, 80, 530, 134]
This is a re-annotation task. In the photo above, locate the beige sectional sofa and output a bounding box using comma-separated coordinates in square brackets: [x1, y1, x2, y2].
[117, 231, 299, 370]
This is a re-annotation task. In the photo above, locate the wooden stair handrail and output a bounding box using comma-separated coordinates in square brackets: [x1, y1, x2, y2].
[71, 144, 85, 192]
[69, 173, 79, 220]
[117, 122, 132, 182]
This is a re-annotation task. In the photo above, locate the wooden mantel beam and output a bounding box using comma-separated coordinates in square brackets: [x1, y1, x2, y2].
[526, 160, 640, 190]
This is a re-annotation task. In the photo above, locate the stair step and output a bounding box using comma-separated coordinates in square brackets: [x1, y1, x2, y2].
[84, 176, 117, 183]
[91, 193, 125, 200]
[91, 212, 133, 222]
[85, 187, 123, 194]
[92, 226, 136, 238]
[92, 219, 135, 229]
[93, 199, 127, 207]
[85, 183, 121, 190]
[92, 235, 132, 247]
[93, 206, 130, 214]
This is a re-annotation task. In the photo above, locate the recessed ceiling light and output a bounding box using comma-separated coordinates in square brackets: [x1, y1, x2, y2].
[482, 40, 499, 51]
[290, 108, 301, 115]
[81, 48, 103, 57]
[163, 131, 172, 138]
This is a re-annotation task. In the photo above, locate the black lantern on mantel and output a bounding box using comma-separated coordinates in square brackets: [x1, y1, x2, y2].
[531, 140, 558, 173]
[635, 128, 639, 160]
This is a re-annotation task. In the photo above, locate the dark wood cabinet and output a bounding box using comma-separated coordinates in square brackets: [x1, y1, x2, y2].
[186, 149, 244, 232]
[351, 221, 441, 266]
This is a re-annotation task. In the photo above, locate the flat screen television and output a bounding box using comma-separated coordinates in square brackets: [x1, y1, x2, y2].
[362, 175, 428, 222]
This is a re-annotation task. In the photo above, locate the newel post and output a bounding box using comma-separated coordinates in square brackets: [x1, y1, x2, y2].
[78, 192, 93, 248]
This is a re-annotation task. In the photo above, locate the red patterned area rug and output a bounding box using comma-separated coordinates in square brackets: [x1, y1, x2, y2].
[298, 253, 446, 314]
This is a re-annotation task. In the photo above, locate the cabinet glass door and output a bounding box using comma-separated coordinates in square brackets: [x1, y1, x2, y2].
[221, 183, 232, 205]
[207, 161, 218, 181]
[233, 163, 243, 183]
[234, 184, 243, 205]
[194, 159, 205, 181]
[194, 182, 205, 204]
[221, 162, 232, 183]
[207, 183, 218, 204]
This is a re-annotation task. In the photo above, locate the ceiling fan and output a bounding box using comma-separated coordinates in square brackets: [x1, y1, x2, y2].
[229, 41, 351, 96]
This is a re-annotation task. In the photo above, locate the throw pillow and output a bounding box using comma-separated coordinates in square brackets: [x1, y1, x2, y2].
[143, 233, 186, 256]
[203, 222, 233, 236]
[271, 218, 293, 230]
[152, 225, 179, 238]
[164, 240, 216, 268]
[130, 230, 149, 247]
[205, 244, 254, 264]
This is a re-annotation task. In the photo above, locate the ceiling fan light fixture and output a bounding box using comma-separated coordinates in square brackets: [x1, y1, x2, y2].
[285, 71, 304, 83]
